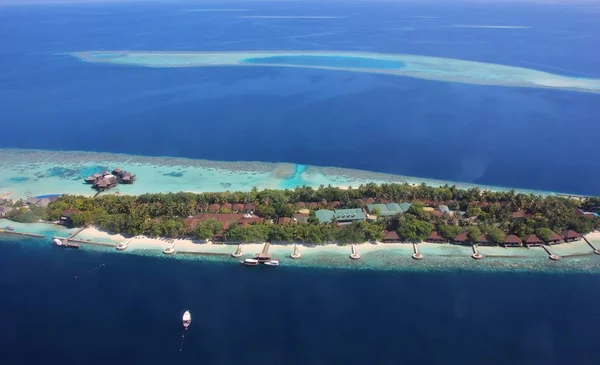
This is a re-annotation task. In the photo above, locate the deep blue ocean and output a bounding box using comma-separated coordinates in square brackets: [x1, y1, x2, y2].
[1, 0, 600, 194]
[2, 236, 600, 365]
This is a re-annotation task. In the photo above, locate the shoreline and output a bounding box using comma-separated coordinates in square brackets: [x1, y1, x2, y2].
[3, 223, 600, 272]
[0, 147, 586, 201]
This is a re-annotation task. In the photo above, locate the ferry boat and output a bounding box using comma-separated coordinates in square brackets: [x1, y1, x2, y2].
[182, 310, 192, 329]
[263, 260, 280, 266]
[240, 258, 259, 266]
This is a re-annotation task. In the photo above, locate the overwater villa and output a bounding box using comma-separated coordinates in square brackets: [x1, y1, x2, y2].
[112, 167, 136, 184]
[93, 173, 118, 191]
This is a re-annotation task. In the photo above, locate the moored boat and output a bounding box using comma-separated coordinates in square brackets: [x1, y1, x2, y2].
[52, 238, 63, 246]
[182, 310, 192, 328]
[263, 260, 280, 266]
[240, 258, 259, 266]
[5, 226, 15, 231]
[163, 244, 176, 255]
[116, 239, 130, 251]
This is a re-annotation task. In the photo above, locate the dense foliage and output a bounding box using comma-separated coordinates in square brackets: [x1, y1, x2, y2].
[4, 183, 598, 244]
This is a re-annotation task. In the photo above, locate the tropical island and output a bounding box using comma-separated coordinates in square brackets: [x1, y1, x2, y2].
[2, 184, 599, 255]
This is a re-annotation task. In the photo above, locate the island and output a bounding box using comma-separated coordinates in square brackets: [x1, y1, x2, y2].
[1, 183, 599, 271]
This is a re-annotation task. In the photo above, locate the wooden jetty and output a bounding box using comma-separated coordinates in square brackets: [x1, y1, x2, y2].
[350, 244, 360, 260]
[52, 237, 82, 249]
[255, 242, 272, 262]
[231, 244, 243, 258]
[55, 236, 116, 248]
[412, 243, 423, 260]
[471, 245, 483, 260]
[542, 245, 560, 261]
[290, 243, 301, 259]
[583, 236, 600, 255]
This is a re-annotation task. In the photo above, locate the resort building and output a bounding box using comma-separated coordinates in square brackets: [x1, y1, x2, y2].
[477, 234, 491, 246]
[425, 231, 448, 243]
[93, 174, 118, 191]
[112, 168, 136, 184]
[546, 231, 564, 245]
[315, 208, 366, 224]
[382, 230, 401, 243]
[221, 203, 233, 212]
[524, 234, 544, 247]
[511, 210, 534, 220]
[366, 202, 412, 216]
[208, 204, 220, 213]
[503, 234, 523, 247]
[562, 230, 582, 242]
[60, 209, 81, 226]
[232, 203, 244, 212]
[293, 213, 309, 224]
[453, 232, 469, 245]
[0, 206, 13, 218]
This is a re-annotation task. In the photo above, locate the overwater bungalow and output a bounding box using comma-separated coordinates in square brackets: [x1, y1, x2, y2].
[425, 231, 447, 243]
[382, 230, 401, 243]
[546, 231, 564, 245]
[524, 234, 544, 247]
[562, 230, 583, 242]
[112, 168, 136, 184]
[454, 232, 469, 245]
[93, 175, 117, 191]
[84, 173, 102, 184]
[503, 234, 523, 247]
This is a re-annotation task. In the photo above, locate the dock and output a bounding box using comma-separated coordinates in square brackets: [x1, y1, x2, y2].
[54, 236, 116, 248]
[412, 243, 423, 260]
[255, 242, 272, 261]
[583, 236, 600, 255]
[350, 244, 360, 260]
[542, 245, 560, 261]
[471, 245, 483, 260]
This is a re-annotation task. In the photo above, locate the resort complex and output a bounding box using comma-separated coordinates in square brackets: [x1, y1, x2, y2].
[1, 184, 599, 261]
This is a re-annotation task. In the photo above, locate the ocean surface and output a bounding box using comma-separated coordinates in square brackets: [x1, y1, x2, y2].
[1, 1, 600, 194]
[2, 235, 600, 365]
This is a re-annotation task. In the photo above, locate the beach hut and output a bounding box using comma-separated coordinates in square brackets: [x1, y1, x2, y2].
[546, 231, 564, 245]
[562, 230, 582, 242]
[454, 232, 469, 245]
[208, 204, 220, 213]
[221, 203, 233, 211]
[503, 234, 523, 247]
[232, 203, 244, 212]
[524, 234, 544, 247]
[477, 234, 491, 246]
[382, 230, 401, 243]
[243, 203, 255, 212]
[425, 231, 447, 243]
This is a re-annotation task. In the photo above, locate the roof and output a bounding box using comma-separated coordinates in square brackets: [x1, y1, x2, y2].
[278, 217, 295, 224]
[183, 213, 243, 230]
[504, 234, 522, 243]
[383, 230, 400, 240]
[295, 202, 306, 209]
[512, 210, 533, 219]
[438, 205, 450, 214]
[315, 210, 335, 223]
[362, 197, 376, 205]
[563, 230, 582, 239]
[244, 203, 255, 210]
[427, 231, 445, 240]
[308, 202, 319, 209]
[399, 202, 412, 213]
[478, 234, 489, 243]
[332, 208, 366, 221]
[454, 232, 468, 242]
[524, 234, 543, 244]
[221, 203, 233, 209]
[328, 201, 342, 209]
[208, 204, 220, 211]
[548, 231, 563, 242]
[61, 209, 81, 217]
[232, 203, 244, 211]
[293, 213, 309, 224]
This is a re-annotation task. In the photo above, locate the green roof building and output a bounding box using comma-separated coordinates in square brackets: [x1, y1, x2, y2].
[315, 209, 335, 223]
[315, 208, 366, 223]
[367, 203, 403, 217]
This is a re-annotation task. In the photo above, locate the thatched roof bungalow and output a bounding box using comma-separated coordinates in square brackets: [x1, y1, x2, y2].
[562, 230, 582, 242]
[504, 234, 522, 247]
[524, 234, 543, 247]
[382, 230, 401, 243]
[425, 231, 447, 243]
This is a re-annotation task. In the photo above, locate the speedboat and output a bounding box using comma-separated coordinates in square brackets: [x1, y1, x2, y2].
[53, 238, 63, 246]
[116, 239, 130, 251]
[263, 260, 280, 266]
[240, 258, 259, 266]
[163, 244, 176, 255]
[182, 310, 192, 329]
[5, 226, 15, 231]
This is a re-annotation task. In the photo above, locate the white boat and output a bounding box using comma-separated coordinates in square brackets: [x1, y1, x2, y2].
[182, 310, 192, 328]
[163, 244, 176, 255]
[53, 238, 63, 246]
[116, 239, 130, 251]
[263, 260, 280, 266]
[240, 258, 259, 266]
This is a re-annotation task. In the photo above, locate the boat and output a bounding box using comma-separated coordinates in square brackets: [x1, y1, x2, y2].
[263, 260, 280, 266]
[52, 238, 63, 246]
[182, 310, 191, 329]
[163, 244, 176, 255]
[240, 258, 259, 266]
[5, 226, 14, 231]
[116, 239, 130, 251]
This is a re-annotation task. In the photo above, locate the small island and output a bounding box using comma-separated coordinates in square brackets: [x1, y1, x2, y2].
[1, 183, 599, 268]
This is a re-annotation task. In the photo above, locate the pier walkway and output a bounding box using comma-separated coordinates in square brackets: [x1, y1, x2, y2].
[542, 245, 560, 261]
[412, 243, 423, 260]
[583, 236, 600, 255]
[0, 229, 44, 238]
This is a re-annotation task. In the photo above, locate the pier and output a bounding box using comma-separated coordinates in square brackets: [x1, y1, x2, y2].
[54, 236, 115, 248]
[583, 236, 600, 255]
[412, 243, 423, 260]
[350, 244, 360, 260]
[231, 244, 243, 258]
[542, 245, 560, 261]
[471, 245, 483, 260]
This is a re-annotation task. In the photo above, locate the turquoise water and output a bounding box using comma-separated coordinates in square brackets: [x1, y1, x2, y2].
[241, 55, 406, 69]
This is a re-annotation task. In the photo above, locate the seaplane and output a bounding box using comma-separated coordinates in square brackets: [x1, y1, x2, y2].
[182, 310, 192, 329]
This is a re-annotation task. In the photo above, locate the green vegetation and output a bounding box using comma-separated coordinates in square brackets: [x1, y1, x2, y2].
[4, 183, 598, 245]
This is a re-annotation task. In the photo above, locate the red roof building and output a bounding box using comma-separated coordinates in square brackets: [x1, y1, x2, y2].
[425, 231, 447, 243]
[295, 202, 306, 209]
[184, 213, 243, 230]
[208, 204, 220, 212]
[244, 203, 255, 211]
[562, 230, 582, 242]
[383, 230, 401, 243]
[512, 210, 533, 219]
[547, 231, 564, 245]
[278, 217, 296, 224]
[308, 202, 319, 209]
[454, 232, 469, 244]
[524, 234, 543, 246]
[221, 203, 233, 211]
[477, 234, 490, 245]
[504, 234, 523, 247]
[232, 203, 244, 212]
